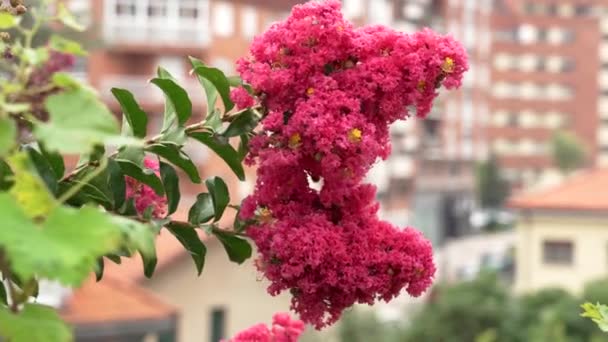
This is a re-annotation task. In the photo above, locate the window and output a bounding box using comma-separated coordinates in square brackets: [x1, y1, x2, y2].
[213, 2, 235, 37]
[543, 241, 573, 265]
[210, 308, 226, 342]
[241, 6, 258, 39]
[115, 0, 136, 16]
[518, 24, 538, 44]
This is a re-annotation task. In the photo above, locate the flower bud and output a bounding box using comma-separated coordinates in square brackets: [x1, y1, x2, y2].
[10, 0, 21, 7]
[0, 32, 10, 42]
[15, 4, 27, 15]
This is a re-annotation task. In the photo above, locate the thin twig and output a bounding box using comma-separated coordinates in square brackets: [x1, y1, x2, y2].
[57, 157, 108, 204]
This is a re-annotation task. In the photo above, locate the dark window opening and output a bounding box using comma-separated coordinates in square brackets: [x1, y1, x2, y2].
[543, 241, 573, 265]
[210, 308, 226, 342]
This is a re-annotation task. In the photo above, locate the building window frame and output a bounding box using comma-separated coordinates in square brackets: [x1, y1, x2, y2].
[542, 240, 574, 265]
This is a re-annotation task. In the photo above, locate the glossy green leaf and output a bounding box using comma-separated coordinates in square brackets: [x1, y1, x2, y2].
[151, 77, 192, 126]
[0, 194, 123, 286]
[107, 159, 126, 210]
[238, 134, 250, 161]
[142, 252, 157, 279]
[213, 229, 252, 264]
[25, 146, 58, 195]
[160, 162, 180, 215]
[166, 221, 206, 275]
[0, 304, 72, 342]
[111, 88, 148, 138]
[0, 13, 17, 30]
[58, 2, 85, 31]
[192, 64, 234, 112]
[0, 117, 16, 157]
[116, 159, 164, 196]
[189, 132, 245, 181]
[222, 109, 259, 138]
[147, 143, 201, 183]
[49, 35, 87, 56]
[188, 193, 214, 225]
[95, 258, 104, 281]
[189, 57, 218, 113]
[205, 109, 223, 132]
[0, 159, 13, 191]
[35, 89, 119, 154]
[206, 177, 230, 221]
[0, 281, 6, 305]
[39, 143, 65, 179]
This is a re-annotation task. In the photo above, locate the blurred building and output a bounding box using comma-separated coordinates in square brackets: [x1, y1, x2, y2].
[510, 168, 608, 294]
[488, 1, 608, 188]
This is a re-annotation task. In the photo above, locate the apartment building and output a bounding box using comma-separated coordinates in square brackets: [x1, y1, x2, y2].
[488, 1, 606, 187]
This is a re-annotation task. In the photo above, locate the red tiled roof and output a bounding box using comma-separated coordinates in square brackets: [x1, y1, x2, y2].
[509, 168, 608, 212]
[60, 277, 177, 324]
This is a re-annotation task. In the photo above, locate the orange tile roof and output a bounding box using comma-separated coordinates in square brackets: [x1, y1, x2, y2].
[60, 277, 177, 324]
[509, 168, 608, 212]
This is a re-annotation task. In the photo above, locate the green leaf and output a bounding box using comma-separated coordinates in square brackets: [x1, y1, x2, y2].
[0, 13, 17, 30]
[21, 48, 49, 66]
[213, 229, 252, 264]
[0, 194, 123, 286]
[166, 222, 207, 275]
[111, 216, 156, 260]
[0, 117, 16, 157]
[111, 88, 148, 138]
[0, 102, 30, 113]
[238, 134, 250, 161]
[206, 177, 230, 221]
[107, 159, 126, 210]
[51, 72, 82, 89]
[188, 193, 215, 224]
[192, 64, 234, 112]
[6, 152, 56, 219]
[0, 304, 72, 342]
[222, 109, 260, 138]
[35, 89, 119, 154]
[58, 3, 85, 31]
[39, 143, 65, 179]
[205, 109, 223, 132]
[189, 132, 245, 181]
[95, 258, 104, 281]
[147, 143, 201, 183]
[142, 252, 157, 278]
[25, 146, 58, 195]
[0, 281, 7, 305]
[160, 162, 180, 215]
[0, 159, 13, 191]
[151, 77, 192, 126]
[189, 57, 218, 113]
[49, 35, 87, 56]
[116, 159, 164, 196]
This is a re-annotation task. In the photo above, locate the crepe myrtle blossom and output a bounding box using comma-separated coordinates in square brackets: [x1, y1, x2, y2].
[223, 313, 305, 342]
[125, 157, 168, 219]
[238, 0, 467, 329]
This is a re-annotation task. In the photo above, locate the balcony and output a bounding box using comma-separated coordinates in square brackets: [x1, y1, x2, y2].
[102, 0, 211, 51]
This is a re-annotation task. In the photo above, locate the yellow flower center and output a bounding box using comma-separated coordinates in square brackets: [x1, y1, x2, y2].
[255, 207, 274, 224]
[441, 57, 455, 73]
[348, 128, 362, 143]
[306, 87, 315, 96]
[289, 133, 302, 148]
[417, 80, 427, 92]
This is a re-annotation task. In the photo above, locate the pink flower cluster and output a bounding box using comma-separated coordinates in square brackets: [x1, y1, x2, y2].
[237, 0, 467, 329]
[125, 157, 168, 219]
[223, 313, 305, 342]
[29, 50, 76, 87]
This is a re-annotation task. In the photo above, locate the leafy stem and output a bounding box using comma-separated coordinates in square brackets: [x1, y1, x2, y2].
[57, 157, 108, 204]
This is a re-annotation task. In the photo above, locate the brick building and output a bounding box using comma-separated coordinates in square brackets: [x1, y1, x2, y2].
[488, 0, 607, 187]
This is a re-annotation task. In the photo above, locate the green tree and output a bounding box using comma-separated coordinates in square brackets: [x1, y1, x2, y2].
[476, 155, 510, 209]
[401, 273, 512, 342]
[551, 131, 587, 174]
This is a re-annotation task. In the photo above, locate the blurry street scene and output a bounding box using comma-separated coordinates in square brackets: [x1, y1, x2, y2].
[31, 0, 608, 341]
